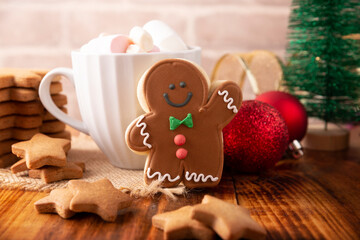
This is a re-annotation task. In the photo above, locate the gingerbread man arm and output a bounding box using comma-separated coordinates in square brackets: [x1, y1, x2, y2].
[200, 81, 242, 126]
[125, 114, 153, 153]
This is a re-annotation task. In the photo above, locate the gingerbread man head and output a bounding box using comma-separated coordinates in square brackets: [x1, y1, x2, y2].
[137, 59, 210, 114]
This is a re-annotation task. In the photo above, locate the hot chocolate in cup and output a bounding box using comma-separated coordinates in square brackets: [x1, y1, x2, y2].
[39, 47, 201, 169]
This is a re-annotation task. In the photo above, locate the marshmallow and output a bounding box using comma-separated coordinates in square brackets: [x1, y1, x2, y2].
[148, 45, 160, 53]
[129, 26, 154, 52]
[80, 34, 132, 53]
[126, 44, 145, 54]
[143, 20, 188, 52]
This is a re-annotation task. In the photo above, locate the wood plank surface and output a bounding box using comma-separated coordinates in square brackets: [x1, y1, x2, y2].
[0, 126, 359, 240]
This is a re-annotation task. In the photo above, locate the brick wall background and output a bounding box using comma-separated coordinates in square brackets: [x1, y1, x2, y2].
[0, 0, 292, 119]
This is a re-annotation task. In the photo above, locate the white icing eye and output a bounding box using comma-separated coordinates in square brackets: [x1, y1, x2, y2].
[180, 82, 186, 88]
[169, 84, 175, 90]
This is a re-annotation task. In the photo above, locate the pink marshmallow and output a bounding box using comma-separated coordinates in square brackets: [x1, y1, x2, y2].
[148, 45, 160, 53]
[110, 35, 133, 53]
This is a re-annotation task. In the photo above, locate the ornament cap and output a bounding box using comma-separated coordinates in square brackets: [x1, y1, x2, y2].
[288, 140, 303, 159]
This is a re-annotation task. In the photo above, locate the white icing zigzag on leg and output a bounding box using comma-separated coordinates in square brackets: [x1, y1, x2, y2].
[135, 115, 152, 149]
[147, 168, 180, 182]
[218, 90, 238, 113]
[185, 171, 219, 182]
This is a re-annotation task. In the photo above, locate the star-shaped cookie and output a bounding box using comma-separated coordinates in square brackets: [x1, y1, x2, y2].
[28, 162, 85, 183]
[68, 178, 133, 222]
[191, 195, 266, 240]
[152, 206, 215, 240]
[34, 188, 75, 218]
[11, 133, 71, 170]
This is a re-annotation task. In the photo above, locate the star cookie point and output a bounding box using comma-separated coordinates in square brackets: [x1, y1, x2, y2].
[191, 195, 266, 240]
[34, 188, 75, 219]
[68, 178, 133, 222]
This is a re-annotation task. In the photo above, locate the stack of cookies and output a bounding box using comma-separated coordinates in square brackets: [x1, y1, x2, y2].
[41, 94, 69, 138]
[152, 195, 267, 240]
[0, 68, 71, 168]
[11, 133, 85, 183]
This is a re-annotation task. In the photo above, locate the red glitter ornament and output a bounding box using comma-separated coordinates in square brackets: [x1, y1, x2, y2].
[256, 91, 308, 142]
[223, 100, 289, 173]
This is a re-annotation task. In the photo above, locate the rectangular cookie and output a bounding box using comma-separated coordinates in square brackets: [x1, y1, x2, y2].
[0, 128, 40, 141]
[0, 101, 44, 117]
[43, 107, 67, 121]
[40, 120, 66, 134]
[51, 94, 67, 107]
[0, 139, 17, 156]
[0, 95, 67, 118]
[47, 130, 71, 140]
[29, 69, 53, 79]
[0, 74, 14, 89]
[0, 82, 62, 102]
[0, 153, 19, 168]
[0, 115, 43, 130]
[0, 129, 71, 148]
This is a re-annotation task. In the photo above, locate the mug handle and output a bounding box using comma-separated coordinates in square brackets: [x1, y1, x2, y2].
[39, 67, 89, 134]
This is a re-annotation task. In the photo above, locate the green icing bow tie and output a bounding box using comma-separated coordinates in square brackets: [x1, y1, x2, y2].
[169, 113, 193, 130]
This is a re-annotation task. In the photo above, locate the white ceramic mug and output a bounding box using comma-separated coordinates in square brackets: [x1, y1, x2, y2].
[39, 47, 201, 169]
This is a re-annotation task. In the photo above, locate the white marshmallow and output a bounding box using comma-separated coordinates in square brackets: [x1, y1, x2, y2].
[143, 20, 188, 52]
[80, 43, 90, 52]
[129, 26, 154, 52]
[126, 44, 145, 53]
[80, 34, 131, 53]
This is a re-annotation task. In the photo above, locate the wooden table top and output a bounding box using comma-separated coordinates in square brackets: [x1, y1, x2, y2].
[1, 127, 359, 240]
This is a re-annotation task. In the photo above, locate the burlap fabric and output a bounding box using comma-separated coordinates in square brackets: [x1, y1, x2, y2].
[0, 134, 185, 198]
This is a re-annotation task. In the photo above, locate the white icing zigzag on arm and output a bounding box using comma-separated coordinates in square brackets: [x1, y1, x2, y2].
[218, 90, 238, 113]
[185, 171, 219, 182]
[147, 168, 180, 182]
[135, 115, 152, 149]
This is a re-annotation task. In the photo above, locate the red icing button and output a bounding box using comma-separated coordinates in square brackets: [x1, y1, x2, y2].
[174, 134, 186, 146]
[176, 148, 188, 159]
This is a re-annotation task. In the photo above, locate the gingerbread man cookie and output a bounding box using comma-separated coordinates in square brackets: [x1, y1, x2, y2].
[126, 59, 242, 188]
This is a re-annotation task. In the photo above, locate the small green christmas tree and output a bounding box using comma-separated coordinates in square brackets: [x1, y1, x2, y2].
[284, 0, 360, 129]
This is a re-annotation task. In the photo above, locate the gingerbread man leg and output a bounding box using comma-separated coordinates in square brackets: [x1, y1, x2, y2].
[182, 131, 224, 188]
[145, 151, 183, 188]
